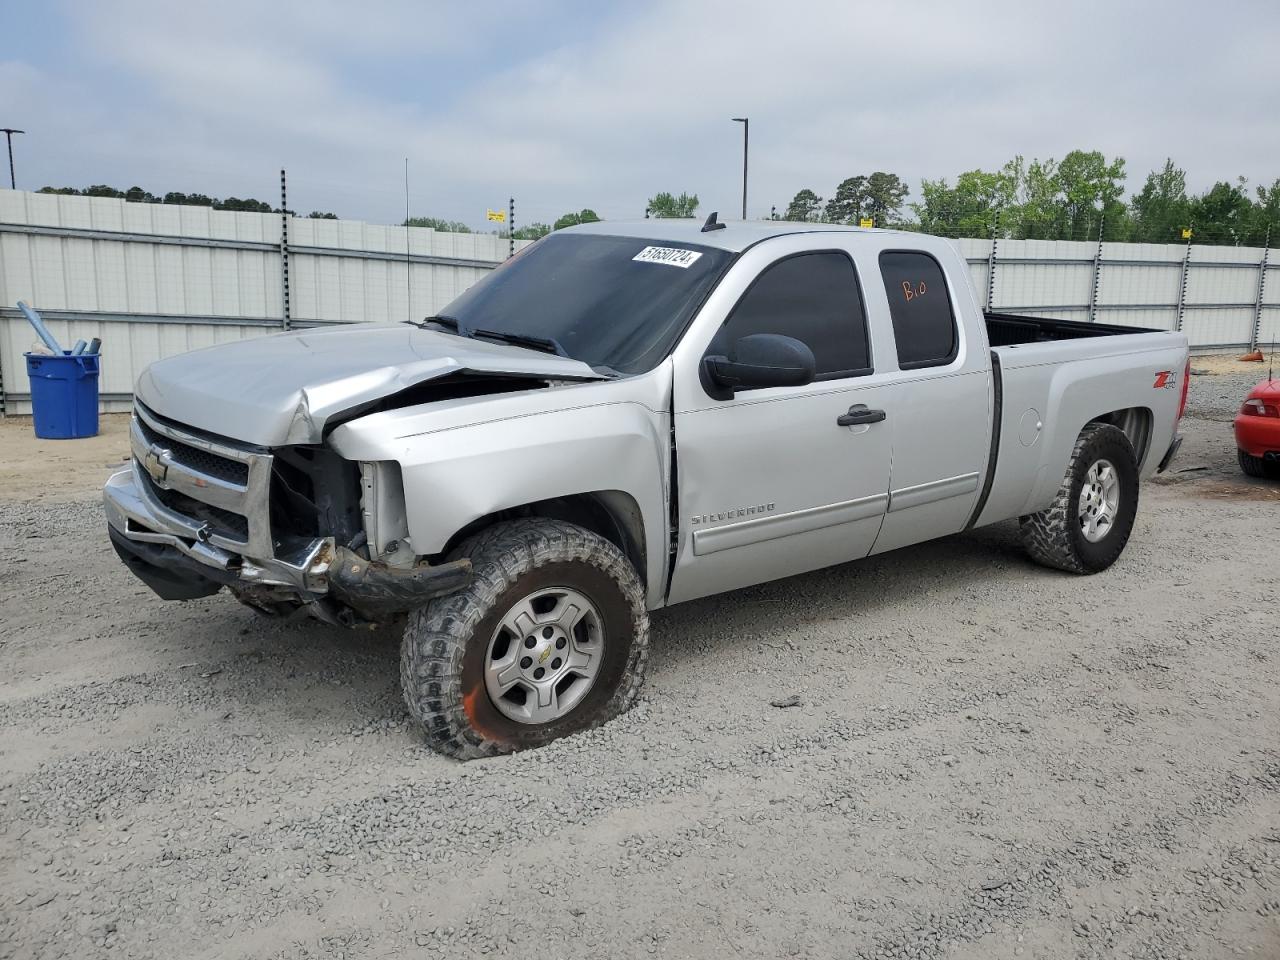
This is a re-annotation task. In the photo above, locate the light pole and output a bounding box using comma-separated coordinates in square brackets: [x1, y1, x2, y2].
[1, 129, 24, 190]
[731, 117, 748, 220]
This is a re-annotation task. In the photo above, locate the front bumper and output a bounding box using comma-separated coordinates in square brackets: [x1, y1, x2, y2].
[105, 466, 472, 618]
[104, 467, 333, 597]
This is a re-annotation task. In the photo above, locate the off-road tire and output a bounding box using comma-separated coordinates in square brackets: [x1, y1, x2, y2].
[1238, 448, 1268, 478]
[1020, 422, 1139, 574]
[401, 518, 649, 760]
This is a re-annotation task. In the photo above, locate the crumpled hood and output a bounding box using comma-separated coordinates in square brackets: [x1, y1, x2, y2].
[134, 323, 603, 446]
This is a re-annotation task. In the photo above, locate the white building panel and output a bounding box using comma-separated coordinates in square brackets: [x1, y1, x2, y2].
[0, 188, 1272, 412]
[1099, 263, 1181, 306]
[1183, 308, 1254, 347]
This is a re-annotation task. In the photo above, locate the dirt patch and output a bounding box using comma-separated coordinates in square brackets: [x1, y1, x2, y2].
[0, 413, 132, 503]
[1181, 477, 1280, 502]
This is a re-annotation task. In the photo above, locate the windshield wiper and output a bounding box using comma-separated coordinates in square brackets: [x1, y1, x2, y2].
[408, 314, 469, 336]
[410, 317, 569, 360]
[468, 328, 568, 358]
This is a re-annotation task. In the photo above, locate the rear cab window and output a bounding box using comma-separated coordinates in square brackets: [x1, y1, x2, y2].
[879, 251, 959, 369]
[707, 251, 872, 384]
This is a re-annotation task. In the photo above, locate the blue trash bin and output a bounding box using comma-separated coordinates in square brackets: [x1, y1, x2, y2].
[25, 352, 101, 439]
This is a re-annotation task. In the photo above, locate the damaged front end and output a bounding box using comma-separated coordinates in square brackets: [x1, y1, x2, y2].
[104, 402, 471, 626]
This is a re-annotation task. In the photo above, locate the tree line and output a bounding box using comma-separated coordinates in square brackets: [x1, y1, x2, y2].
[783, 152, 1280, 246]
[406, 208, 602, 241]
[36, 184, 338, 219]
[40, 153, 1280, 247]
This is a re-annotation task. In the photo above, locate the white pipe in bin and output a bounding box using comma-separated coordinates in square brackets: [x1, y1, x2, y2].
[17, 301, 64, 355]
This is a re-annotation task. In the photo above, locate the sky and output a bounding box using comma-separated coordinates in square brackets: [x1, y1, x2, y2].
[3, 0, 1279, 231]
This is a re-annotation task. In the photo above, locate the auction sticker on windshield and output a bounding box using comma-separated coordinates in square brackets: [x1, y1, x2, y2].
[633, 246, 703, 268]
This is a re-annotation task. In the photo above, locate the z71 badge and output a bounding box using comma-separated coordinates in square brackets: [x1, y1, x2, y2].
[1152, 370, 1177, 389]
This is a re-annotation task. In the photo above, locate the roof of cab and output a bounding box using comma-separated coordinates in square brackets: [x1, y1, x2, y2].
[562, 217, 919, 253]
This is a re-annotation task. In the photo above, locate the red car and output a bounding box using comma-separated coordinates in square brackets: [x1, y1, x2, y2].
[1235, 377, 1280, 478]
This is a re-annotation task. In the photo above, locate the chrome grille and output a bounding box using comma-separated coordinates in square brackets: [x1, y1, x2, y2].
[129, 404, 274, 557]
[134, 415, 249, 485]
[146, 481, 251, 540]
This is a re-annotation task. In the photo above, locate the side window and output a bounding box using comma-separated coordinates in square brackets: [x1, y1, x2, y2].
[708, 252, 871, 381]
[879, 251, 958, 369]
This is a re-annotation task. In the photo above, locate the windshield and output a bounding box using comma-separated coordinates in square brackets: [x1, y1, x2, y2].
[433, 233, 734, 374]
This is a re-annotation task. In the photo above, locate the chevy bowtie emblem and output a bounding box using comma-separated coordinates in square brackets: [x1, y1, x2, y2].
[143, 446, 169, 483]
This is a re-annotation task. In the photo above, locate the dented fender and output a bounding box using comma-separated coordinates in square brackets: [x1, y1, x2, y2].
[328, 367, 674, 608]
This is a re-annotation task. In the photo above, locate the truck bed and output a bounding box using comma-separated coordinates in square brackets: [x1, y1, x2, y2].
[985, 311, 1153, 348]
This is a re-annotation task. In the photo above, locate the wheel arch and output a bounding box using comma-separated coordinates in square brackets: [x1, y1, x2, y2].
[438, 490, 648, 590]
[1087, 406, 1153, 470]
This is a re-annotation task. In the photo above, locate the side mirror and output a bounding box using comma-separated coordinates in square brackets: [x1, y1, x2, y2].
[702, 333, 816, 400]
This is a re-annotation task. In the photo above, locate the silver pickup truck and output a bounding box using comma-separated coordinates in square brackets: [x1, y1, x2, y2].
[105, 219, 1189, 758]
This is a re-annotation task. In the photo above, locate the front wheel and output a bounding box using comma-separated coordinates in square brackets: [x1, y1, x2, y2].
[401, 519, 649, 759]
[1020, 422, 1139, 574]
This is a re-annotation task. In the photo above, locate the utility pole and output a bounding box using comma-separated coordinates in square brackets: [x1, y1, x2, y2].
[1, 129, 24, 190]
[731, 117, 748, 219]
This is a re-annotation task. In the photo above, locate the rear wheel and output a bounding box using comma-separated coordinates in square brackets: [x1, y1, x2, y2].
[1238, 448, 1268, 478]
[400, 518, 649, 759]
[1020, 423, 1139, 574]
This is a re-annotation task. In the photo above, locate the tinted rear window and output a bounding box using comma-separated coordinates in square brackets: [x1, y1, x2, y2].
[879, 251, 958, 369]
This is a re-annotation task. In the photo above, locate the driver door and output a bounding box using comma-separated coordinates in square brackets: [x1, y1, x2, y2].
[667, 249, 893, 604]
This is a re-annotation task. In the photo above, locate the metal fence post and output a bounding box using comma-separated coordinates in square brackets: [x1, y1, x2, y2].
[0, 332, 6, 417]
[1088, 217, 1105, 323]
[985, 210, 1000, 312]
[1175, 233, 1193, 333]
[280, 168, 292, 331]
[1251, 227, 1271, 350]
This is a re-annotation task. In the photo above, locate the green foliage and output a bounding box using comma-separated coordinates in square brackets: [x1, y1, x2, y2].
[783, 188, 823, 222]
[823, 177, 863, 224]
[808, 173, 911, 227]
[906, 149, 1279, 245]
[1054, 150, 1126, 240]
[552, 209, 601, 231]
[38, 183, 277, 212]
[914, 164, 1019, 238]
[862, 172, 909, 226]
[513, 222, 551, 240]
[1250, 180, 1280, 246]
[403, 216, 472, 233]
[1129, 160, 1191, 244]
[1189, 180, 1253, 246]
[307, 211, 338, 219]
[647, 192, 699, 218]
[218, 197, 274, 213]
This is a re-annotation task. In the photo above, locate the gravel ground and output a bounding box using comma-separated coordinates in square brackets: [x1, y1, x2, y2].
[2, 367, 1278, 960]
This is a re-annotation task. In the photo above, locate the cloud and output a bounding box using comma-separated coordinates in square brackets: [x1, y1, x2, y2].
[4, 0, 1279, 227]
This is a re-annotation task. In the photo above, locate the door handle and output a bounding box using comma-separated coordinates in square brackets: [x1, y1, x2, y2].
[837, 404, 886, 427]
